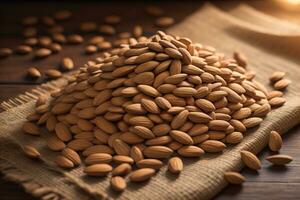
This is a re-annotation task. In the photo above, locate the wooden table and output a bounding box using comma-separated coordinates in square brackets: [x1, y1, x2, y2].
[1, 1, 300, 199]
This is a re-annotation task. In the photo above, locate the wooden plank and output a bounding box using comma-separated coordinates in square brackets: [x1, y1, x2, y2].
[215, 182, 300, 200]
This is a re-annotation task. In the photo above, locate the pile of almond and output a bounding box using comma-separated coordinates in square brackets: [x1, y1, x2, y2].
[22, 31, 289, 192]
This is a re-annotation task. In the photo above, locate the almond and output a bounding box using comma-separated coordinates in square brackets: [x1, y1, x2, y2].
[95, 116, 117, 134]
[84, 153, 112, 165]
[141, 99, 160, 114]
[62, 148, 81, 165]
[269, 97, 286, 107]
[27, 67, 41, 78]
[67, 139, 93, 151]
[112, 139, 130, 156]
[55, 122, 72, 142]
[55, 155, 74, 169]
[224, 171, 245, 184]
[128, 116, 154, 128]
[265, 154, 293, 165]
[152, 124, 171, 136]
[130, 146, 144, 163]
[61, 57, 74, 71]
[113, 155, 134, 164]
[168, 157, 183, 174]
[268, 131, 282, 152]
[171, 110, 189, 129]
[273, 79, 291, 90]
[240, 150, 261, 170]
[137, 85, 161, 97]
[82, 145, 114, 156]
[188, 112, 212, 123]
[112, 163, 132, 176]
[269, 71, 285, 82]
[242, 117, 263, 128]
[177, 145, 204, 157]
[22, 122, 40, 136]
[170, 130, 193, 145]
[111, 176, 126, 192]
[84, 164, 112, 176]
[155, 97, 172, 110]
[165, 74, 187, 84]
[130, 126, 155, 139]
[173, 87, 197, 97]
[200, 140, 226, 153]
[225, 132, 243, 144]
[130, 168, 156, 182]
[47, 136, 66, 151]
[143, 146, 173, 159]
[208, 120, 230, 131]
[195, 99, 216, 113]
[137, 159, 163, 170]
[22, 145, 40, 159]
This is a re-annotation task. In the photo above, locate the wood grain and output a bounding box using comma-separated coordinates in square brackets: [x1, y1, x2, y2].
[1, 1, 300, 200]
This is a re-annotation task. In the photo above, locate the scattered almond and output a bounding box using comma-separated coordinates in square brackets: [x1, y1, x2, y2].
[168, 157, 183, 174]
[27, 67, 41, 78]
[111, 176, 126, 192]
[224, 171, 245, 184]
[266, 154, 293, 165]
[241, 150, 261, 170]
[268, 131, 282, 152]
[22, 145, 40, 159]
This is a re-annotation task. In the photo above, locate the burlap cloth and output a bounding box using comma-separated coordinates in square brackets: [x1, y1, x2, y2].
[1, 3, 300, 200]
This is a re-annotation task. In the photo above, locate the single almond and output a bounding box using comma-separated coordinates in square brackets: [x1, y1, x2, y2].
[171, 110, 189, 129]
[177, 146, 204, 157]
[273, 79, 291, 90]
[141, 99, 160, 114]
[84, 153, 112, 165]
[225, 132, 243, 144]
[136, 159, 163, 170]
[269, 71, 285, 82]
[55, 155, 74, 169]
[67, 139, 93, 151]
[129, 168, 156, 182]
[242, 117, 263, 128]
[22, 145, 40, 159]
[113, 155, 134, 164]
[61, 57, 74, 71]
[130, 126, 155, 139]
[47, 136, 66, 151]
[265, 154, 293, 165]
[112, 163, 132, 176]
[155, 97, 172, 110]
[112, 139, 130, 156]
[224, 171, 245, 184]
[22, 122, 40, 136]
[268, 131, 282, 152]
[269, 97, 286, 107]
[111, 176, 126, 192]
[240, 150, 261, 170]
[200, 140, 226, 153]
[84, 164, 112, 176]
[143, 146, 173, 159]
[55, 122, 72, 142]
[168, 157, 183, 174]
[27, 67, 41, 78]
[45, 69, 62, 79]
[170, 130, 193, 145]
